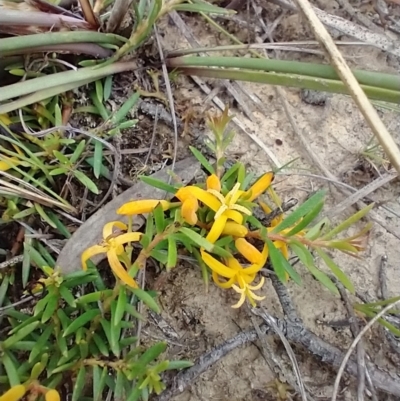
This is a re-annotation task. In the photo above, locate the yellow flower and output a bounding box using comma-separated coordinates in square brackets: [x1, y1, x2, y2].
[231, 276, 265, 308]
[117, 200, 170, 215]
[206, 174, 221, 191]
[221, 222, 248, 237]
[235, 238, 266, 264]
[45, 390, 61, 401]
[201, 245, 268, 308]
[244, 172, 274, 202]
[81, 221, 142, 288]
[0, 385, 26, 401]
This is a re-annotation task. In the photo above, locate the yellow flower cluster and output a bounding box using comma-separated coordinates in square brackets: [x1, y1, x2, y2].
[0, 385, 60, 401]
[81, 170, 284, 307]
[176, 172, 274, 307]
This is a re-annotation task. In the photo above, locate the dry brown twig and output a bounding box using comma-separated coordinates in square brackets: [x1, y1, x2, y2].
[291, 0, 400, 175]
[331, 298, 400, 401]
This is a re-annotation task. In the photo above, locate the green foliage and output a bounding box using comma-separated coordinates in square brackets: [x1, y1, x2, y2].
[0, 250, 192, 400]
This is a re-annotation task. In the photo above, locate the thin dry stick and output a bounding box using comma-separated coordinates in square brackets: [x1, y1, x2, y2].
[252, 307, 308, 401]
[292, 0, 400, 175]
[153, 26, 178, 182]
[331, 298, 400, 401]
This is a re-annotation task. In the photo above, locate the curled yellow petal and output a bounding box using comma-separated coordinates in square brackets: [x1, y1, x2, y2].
[181, 197, 199, 225]
[224, 209, 243, 224]
[212, 271, 236, 289]
[0, 385, 26, 401]
[235, 238, 262, 264]
[201, 250, 236, 278]
[103, 221, 127, 239]
[206, 174, 221, 191]
[249, 276, 265, 291]
[107, 249, 139, 288]
[45, 390, 61, 401]
[114, 232, 142, 246]
[231, 285, 246, 308]
[245, 172, 274, 202]
[81, 245, 107, 270]
[178, 186, 221, 211]
[221, 222, 248, 237]
[117, 200, 170, 215]
[206, 215, 227, 244]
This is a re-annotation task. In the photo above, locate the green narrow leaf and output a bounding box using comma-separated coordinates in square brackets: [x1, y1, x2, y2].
[3, 322, 40, 349]
[47, 211, 71, 238]
[34, 203, 57, 228]
[221, 162, 239, 183]
[290, 242, 338, 295]
[49, 167, 68, 176]
[131, 288, 160, 313]
[72, 366, 86, 401]
[167, 236, 177, 270]
[286, 200, 324, 236]
[34, 243, 55, 268]
[29, 324, 53, 363]
[92, 333, 109, 357]
[154, 203, 166, 234]
[139, 175, 178, 193]
[0, 274, 9, 307]
[114, 370, 125, 399]
[27, 243, 49, 271]
[114, 286, 127, 327]
[70, 140, 86, 164]
[305, 217, 329, 240]
[266, 239, 301, 285]
[272, 190, 326, 234]
[165, 360, 194, 370]
[119, 336, 139, 348]
[316, 248, 355, 294]
[59, 285, 77, 307]
[104, 76, 113, 101]
[112, 91, 140, 125]
[95, 79, 103, 105]
[321, 203, 375, 240]
[93, 366, 108, 401]
[93, 140, 103, 179]
[136, 342, 167, 369]
[189, 146, 215, 174]
[124, 303, 146, 321]
[41, 293, 59, 323]
[2, 350, 20, 386]
[90, 90, 109, 120]
[63, 309, 100, 337]
[74, 170, 99, 194]
[54, 103, 62, 127]
[149, 249, 168, 265]
[179, 227, 213, 252]
[53, 150, 70, 165]
[173, 2, 232, 14]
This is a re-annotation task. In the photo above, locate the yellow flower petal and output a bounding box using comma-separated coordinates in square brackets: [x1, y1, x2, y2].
[206, 215, 228, 244]
[0, 157, 21, 172]
[181, 197, 199, 225]
[107, 250, 138, 288]
[248, 276, 265, 291]
[231, 285, 246, 308]
[117, 200, 170, 215]
[225, 183, 242, 205]
[114, 232, 142, 246]
[201, 250, 236, 278]
[224, 209, 243, 224]
[206, 174, 221, 191]
[235, 238, 262, 264]
[81, 245, 107, 270]
[226, 257, 243, 271]
[179, 186, 221, 211]
[221, 222, 248, 237]
[245, 172, 274, 202]
[45, 390, 61, 401]
[103, 221, 127, 239]
[212, 271, 236, 288]
[0, 385, 26, 401]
